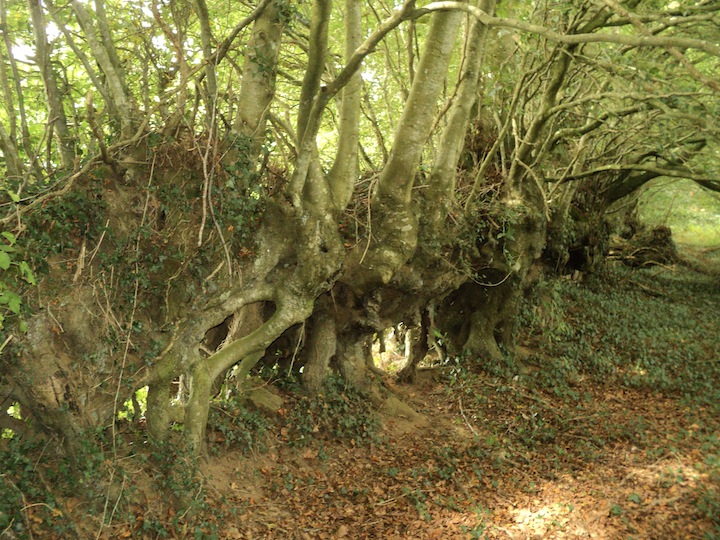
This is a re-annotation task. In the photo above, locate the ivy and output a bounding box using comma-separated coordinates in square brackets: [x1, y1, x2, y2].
[0, 231, 35, 333]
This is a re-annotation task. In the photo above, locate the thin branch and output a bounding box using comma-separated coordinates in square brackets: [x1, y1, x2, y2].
[415, 2, 720, 58]
[551, 163, 718, 185]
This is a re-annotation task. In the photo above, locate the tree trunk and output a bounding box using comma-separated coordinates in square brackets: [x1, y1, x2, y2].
[302, 302, 337, 393]
[27, 0, 75, 169]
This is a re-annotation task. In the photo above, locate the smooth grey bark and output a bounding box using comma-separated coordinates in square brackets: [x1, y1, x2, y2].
[194, 0, 218, 118]
[397, 308, 430, 383]
[233, 1, 285, 152]
[425, 0, 496, 226]
[297, 0, 331, 142]
[146, 381, 173, 443]
[0, 119, 21, 179]
[374, 9, 464, 206]
[49, 8, 115, 121]
[27, 0, 75, 169]
[302, 305, 337, 392]
[343, 9, 464, 292]
[326, 0, 363, 213]
[70, 0, 135, 137]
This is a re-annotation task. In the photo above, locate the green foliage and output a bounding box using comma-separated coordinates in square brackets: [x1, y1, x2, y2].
[696, 456, 720, 539]
[288, 375, 380, 446]
[96, 224, 184, 312]
[516, 263, 720, 404]
[23, 188, 107, 272]
[402, 485, 431, 520]
[0, 437, 77, 538]
[639, 179, 720, 246]
[0, 231, 36, 337]
[216, 135, 266, 250]
[207, 388, 271, 453]
[143, 439, 225, 538]
[456, 199, 528, 276]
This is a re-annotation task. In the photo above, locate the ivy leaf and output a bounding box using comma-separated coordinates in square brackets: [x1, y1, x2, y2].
[0, 251, 11, 270]
[8, 293, 21, 314]
[0, 291, 22, 314]
[19, 262, 36, 285]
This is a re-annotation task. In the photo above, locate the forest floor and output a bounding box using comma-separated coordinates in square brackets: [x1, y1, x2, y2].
[185, 245, 720, 540]
[6, 246, 720, 540]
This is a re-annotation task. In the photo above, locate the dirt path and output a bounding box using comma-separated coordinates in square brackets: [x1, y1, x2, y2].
[195, 367, 719, 539]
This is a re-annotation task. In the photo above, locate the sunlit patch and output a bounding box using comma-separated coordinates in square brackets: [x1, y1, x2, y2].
[510, 502, 577, 534]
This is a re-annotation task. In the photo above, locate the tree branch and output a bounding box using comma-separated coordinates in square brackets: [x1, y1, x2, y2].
[416, 2, 720, 58]
[326, 0, 363, 213]
[552, 163, 717, 185]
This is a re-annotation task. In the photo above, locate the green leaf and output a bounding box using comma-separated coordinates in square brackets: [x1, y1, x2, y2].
[19, 262, 36, 285]
[7, 190, 20, 203]
[627, 493, 642, 504]
[1, 231, 16, 244]
[0, 251, 11, 270]
[8, 295, 21, 314]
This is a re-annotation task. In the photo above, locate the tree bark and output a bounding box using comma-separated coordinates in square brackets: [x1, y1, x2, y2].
[397, 308, 431, 384]
[233, 1, 285, 161]
[27, 0, 75, 169]
[343, 9, 464, 292]
[327, 0, 363, 213]
[70, 0, 135, 137]
[302, 302, 337, 393]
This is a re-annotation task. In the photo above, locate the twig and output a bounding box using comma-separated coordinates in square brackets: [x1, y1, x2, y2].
[358, 175, 379, 265]
[287, 322, 306, 377]
[0, 334, 12, 354]
[96, 467, 116, 540]
[630, 280, 666, 297]
[86, 219, 110, 267]
[2, 474, 33, 539]
[458, 395, 479, 438]
[72, 238, 87, 284]
[112, 155, 156, 456]
[106, 474, 127, 535]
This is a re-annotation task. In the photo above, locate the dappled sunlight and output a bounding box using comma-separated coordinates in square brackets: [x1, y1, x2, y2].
[506, 499, 592, 538]
[483, 453, 708, 538]
[373, 328, 409, 374]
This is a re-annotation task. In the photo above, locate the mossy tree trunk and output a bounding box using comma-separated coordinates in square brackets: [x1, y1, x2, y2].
[4, 0, 717, 470]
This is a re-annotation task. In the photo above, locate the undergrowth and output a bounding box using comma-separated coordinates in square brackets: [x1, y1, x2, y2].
[207, 388, 272, 454]
[515, 261, 720, 406]
[287, 375, 380, 446]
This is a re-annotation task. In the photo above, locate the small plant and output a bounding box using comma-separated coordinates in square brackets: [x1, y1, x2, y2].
[695, 466, 720, 538]
[402, 486, 431, 520]
[461, 504, 490, 539]
[207, 388, 271, 453]
[288, 375, 380, 446]
[0, 231, 36, 334]
[0, 437, 76, 538]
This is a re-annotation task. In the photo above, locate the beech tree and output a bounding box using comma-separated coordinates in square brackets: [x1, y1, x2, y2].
[1, 0, 718, 459]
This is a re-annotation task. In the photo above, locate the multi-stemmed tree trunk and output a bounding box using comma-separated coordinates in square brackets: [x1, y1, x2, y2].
[1, 0, 718, 464]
